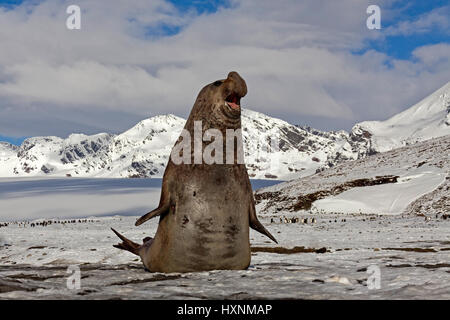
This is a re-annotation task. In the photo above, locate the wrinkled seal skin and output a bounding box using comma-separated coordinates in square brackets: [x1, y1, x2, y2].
[112, 71, 277, 273]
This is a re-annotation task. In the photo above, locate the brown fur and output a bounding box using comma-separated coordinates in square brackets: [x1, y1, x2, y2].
[113, 71, 276, 273]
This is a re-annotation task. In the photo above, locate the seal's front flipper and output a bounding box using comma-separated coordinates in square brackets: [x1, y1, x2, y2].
[249, 201, 278, 244]
[111, 228, 141, 255]
[135, 202, 170, 226]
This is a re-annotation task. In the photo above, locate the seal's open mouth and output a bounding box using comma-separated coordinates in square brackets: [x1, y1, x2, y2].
[225, 92, 241, 110]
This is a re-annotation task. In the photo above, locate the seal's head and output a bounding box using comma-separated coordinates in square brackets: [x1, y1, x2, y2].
[190, 71, 247, 128]
[214, 71, 247, 112]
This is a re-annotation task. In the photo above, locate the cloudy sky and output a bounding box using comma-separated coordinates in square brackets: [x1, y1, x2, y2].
[0, 0, 449, 144]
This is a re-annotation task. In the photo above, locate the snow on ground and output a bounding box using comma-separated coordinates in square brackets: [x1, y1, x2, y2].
[0, 215, 449, 299]
[256, 135, 450, 216]
[0, 135, 449, 299]
[312, 169, 446, 214]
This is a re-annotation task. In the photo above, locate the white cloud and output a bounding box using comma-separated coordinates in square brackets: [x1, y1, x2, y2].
[0, 0, 448, 137]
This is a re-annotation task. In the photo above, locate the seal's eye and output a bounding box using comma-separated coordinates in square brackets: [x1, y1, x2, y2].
[213, 81, 223, 87]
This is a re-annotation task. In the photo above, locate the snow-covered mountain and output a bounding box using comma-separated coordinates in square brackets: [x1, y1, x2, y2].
[351, 81, 450, 154]
[241, 110, 359, 179]
[0, 110, 361, 179]
[0, 115, 184, 179]
[1, 82, 449, 179]
[255, 134, 449, 216]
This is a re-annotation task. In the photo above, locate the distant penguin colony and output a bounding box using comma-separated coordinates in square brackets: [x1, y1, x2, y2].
[270, 216, 317, 224]
[0, 219, 96, 228]
[266, 214, 448, 224]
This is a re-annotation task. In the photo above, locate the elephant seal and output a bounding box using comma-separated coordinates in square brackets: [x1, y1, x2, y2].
[112, 71, 277, 273]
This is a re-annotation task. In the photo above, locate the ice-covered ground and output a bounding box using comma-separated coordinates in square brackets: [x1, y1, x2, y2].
[256, 135, 450, 217]
[312, 170, 446, 215]
[0, 215, 449, 299]
[0, 178, 161, 221]
[0, 178, 280, 222]
[0, 164, 449, 299]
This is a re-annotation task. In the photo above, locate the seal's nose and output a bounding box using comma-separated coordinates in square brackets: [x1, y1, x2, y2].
[227, 71, 247, 98]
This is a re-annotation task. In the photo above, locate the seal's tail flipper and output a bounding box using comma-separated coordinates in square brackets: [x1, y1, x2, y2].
[111, 228, 141, 255]
[249, 202, 278, 244]
[135, 202, 170, 226]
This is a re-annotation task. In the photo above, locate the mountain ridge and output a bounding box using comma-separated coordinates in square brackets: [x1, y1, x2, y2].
[350, 81, 450, 154]
[1, 82, 449, 179]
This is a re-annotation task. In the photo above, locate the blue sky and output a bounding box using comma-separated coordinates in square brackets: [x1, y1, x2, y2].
[167, 0, 230, 14]
[0, 0, 22, 5]
[0, 0, 449, 145]
[0, 0, 447, 60]
[0, 135, 27, 145]
[0, 0, 233, 145]
[365, 0, 450, 60]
